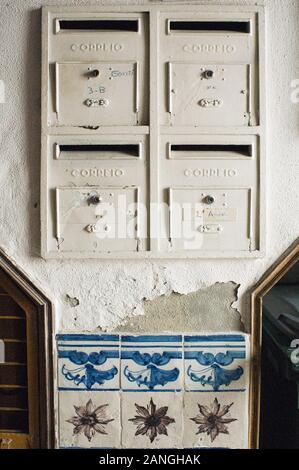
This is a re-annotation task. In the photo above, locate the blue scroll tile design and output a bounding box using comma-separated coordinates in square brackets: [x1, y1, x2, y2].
[121, 335, 183, 391]
[122, 351, 180, 389]
[122, 351, 181, 366]
[184, 335, 247, 392]
[59, 350, 118, 366]
[186, 351, 244, 391]
[123, 365, 179, 390]
[59, 350, 119, 390]
[57, 334, 120, 391]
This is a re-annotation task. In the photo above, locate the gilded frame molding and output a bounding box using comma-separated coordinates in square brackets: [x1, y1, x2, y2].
[249, 239, 299, 449]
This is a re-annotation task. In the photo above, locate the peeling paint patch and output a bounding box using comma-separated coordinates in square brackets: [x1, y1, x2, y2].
[65, 294, 80, 308]
[230, 282, 245, 331]
[114, 282, 244, 333]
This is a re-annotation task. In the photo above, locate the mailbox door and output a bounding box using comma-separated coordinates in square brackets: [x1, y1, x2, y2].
[56, 187, 139, 252]
[56, 62, 138, 126]
[169, 63, 250, 126]
[169, 187, 251, 251]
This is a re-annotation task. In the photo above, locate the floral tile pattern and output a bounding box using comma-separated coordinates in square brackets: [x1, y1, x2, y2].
[56, 333, 249, 449]
[183, 391, 248, 449]
[59, 390, 121, 448]
[121, 392, 183, 449]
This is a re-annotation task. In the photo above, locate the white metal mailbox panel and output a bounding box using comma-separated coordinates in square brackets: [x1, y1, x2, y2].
[169, 63, 250, 126]
[56, 61, 138, 126]
[169, 187, 251, 252]
[41, 4, 265, 259]
[56, 187, 140, 252]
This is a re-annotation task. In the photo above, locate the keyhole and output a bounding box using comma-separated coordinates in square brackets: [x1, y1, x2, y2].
[90, 69, 100, 78]
[88, 195, 101, 205]
[203, 70, 214, 79]
[203, 195, 215, 205]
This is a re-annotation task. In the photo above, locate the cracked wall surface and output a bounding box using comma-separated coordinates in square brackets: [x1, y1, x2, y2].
[0, 0, 299, 334]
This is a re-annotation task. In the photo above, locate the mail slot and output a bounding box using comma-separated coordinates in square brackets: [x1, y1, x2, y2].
[55, 143, 141, 160]
[167, 20, 251, 34]
[168, 143, 253, 159]
[47, 12, 148, 127]
[160, 11, 259, 127]
[55, 18, 140, 33]
[56, 187, 140, 252]
[169, 187, 251, 252]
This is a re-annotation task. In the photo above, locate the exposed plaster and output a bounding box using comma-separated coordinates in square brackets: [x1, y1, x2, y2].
[115, 282, 244, 333]
[65, 294, 80, 308]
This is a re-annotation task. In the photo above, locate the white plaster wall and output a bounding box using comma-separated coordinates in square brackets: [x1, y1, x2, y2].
[0, 0, 298, 332]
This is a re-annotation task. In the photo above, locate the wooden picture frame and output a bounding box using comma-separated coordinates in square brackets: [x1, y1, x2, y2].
[0, 249, 54, 449]
[249, 239, 299, 449]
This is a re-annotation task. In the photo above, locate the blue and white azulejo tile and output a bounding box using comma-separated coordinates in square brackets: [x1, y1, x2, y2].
[55, 332, 250, 449]
[57, 334, 120, 391]
[121, 335, 183, 391]
[184, 334, 249, 392]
